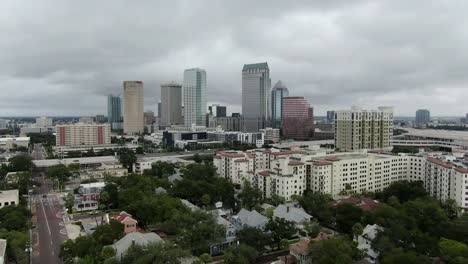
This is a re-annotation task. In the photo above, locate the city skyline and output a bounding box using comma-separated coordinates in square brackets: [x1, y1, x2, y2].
[1, 1, 468, 117]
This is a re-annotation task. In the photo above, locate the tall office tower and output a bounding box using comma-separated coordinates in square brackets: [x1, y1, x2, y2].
[415, 109, 430, 127]
[35, 117, 53, 127]
[144, 111, 155, 125]
[208, 104, 227, 117]
[107, 95, 122, 127]
[282, 97, 314, 140]
[335, 106, 393, 151]
[271, 80, 289, 128]
[123, 81, 144, 134]
[160, 82, 183, 126]
[56, 123, 111, 147]
[157, 102, 162, 118]
[183, 68, 207, 127]
[326, 111, 335, 124]
[242, 62, 271, 132]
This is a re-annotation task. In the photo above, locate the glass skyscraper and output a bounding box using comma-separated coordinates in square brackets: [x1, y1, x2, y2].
[183, 68, 207, 127]
[107, 94, 122, 128]
[271, 80, 289, 128]
[242, 62, 271, 132]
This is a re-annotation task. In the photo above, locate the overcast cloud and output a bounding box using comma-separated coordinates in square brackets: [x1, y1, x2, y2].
[1, 0, 467, 117]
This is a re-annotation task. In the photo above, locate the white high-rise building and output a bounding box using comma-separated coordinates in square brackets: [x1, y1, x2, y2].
[123, 81, 144, 134]
[183, 68, 206, 127]
[35, 117, 53, 127]
[335, 106, 393, 151]
[160, 82, 183, 126]
[242, 62, 271, 132]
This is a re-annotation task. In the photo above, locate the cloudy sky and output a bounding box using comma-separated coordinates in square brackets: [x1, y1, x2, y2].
[1, 0, 467, 117]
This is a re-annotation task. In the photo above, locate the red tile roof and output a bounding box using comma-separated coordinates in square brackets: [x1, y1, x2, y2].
[313, 160, 333, 166]
[247, 154, 256, 158]
[311, 232, 335, 241]
[111, 211, 138, 223]
[331, 197, 381, 212]
[427, 157, 455, 169]
[258, 171, 270, 177]
[289, 161, 305, 166]
[455, 167, 468, 173]
[290, 239, 311, 255]
[325, 156, 340, 161]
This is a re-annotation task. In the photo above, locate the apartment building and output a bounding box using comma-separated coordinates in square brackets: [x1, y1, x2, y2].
[56, 123, 111, 147]
[214, 148, 428, 200]
[335, 106, 393, 151]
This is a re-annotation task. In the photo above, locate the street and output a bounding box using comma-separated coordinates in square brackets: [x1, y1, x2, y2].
[31, 174, 69, 264]
[31, 144, 46, 160]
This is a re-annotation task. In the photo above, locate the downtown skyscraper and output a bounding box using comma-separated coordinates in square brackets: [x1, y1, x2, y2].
[183, 68, 207, 127]
[282, 96, 313, 140]
[242, 62, 271, 132]
[271, 80, 289, 128]
[107, 94, 122, 129]
[160, 82, 183, 126]
[123, 81, 144, 134]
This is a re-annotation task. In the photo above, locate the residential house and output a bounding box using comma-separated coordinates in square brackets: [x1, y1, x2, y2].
[356, 224, 383, 263]
[289, 238, 311, 264]
[273, 203, 312, 227]
[210, 216, 237, 256]
[232, 208, 268, 230]
[111, 232, 162, 260]
[110, 211, 138, 234]
[74, 182, 105, 211]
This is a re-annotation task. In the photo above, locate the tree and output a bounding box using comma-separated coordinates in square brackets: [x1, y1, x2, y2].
[48, 164, 72, 190]
[268, 194, 286, 206]
[403, 198, 448, 235]
[201, 194, 211, 207]
[309, 238, 355, 264]
[224, 244, 258, 264]
[238, 181, 263, 210]
[335, 203, 363, 235]
[237, 226, 271, 253]
[8, 154, 34, 172]
[149, 161, 176, 178]
[64, 192, 75, 212]
[117, 148, 137, 172]
[380, 248, 431, 264]
[298, 191, 333, 225]
[135, 146, 144, 154]
[443, 199, 460, 219]
[265, 218, 296, 249]
[99, 191, 110, 210]
[120, 242, 189, 264]
[102, 183, 119, 209]
[198, 253, 212, 263]
[304, 221, 321, 238]
[352, 223, 364, 241]
[439, 238, 468, 264]
[92, 220, 124, 246]
[376, 181, 427, 203]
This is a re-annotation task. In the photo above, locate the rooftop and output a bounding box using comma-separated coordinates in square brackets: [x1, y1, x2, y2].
[0, 189, 19, 200]
[242, 62, 269, 71]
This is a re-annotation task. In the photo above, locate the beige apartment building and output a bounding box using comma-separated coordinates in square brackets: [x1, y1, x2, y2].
[123, 81, 144, 134]
[335, 106, 393, 151]
[56, 123, 111, 147]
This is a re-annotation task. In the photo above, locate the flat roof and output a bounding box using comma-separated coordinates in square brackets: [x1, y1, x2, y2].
[0, 189, 19, 199]
[398, 128, 468, 142]
[34, 156, 118, 167]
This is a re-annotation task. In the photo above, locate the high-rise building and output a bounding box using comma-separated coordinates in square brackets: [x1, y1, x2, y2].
[144, 111, 155, 125]
[35, 117, 53, 127]
[160, 82, 183, 126]
[56, 123, 111, 147]
[271, 80, 289, 128]
[282, 97, 314, 140]
[95, 115, 106, 123]
[208, 104, 227, 118]
[259, 127, 280, 143]
[0, 119, 8, 129]
[335, 106, 393, 151]
[123, 81, 144, 134]
[415, 109, 430, 127]
[242, 62, 271, 132]
[157, 102, 162, 118]
[107, 95, 122, 127]
[183, 68, 207, 127]
[326, 111, 335, 124]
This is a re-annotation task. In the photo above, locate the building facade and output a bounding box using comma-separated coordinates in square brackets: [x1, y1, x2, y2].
[335, 106, 393, 151]
[282, 97, 314, 140]
[271, 81, 289, 128]
[107, 95, 122, 129]
[160, 82, 183, 126]
[242, 62, 271, 132]
[260, 127, 280, 143]
[123, 81, 144, 134]
[326, 111, 335, 124]
[415, 109, 430, 127]
[209, 104, 227, 118]
[56, 123, 111, 147]
[183, 68, 207, 127]
[36, 117, 53, 127]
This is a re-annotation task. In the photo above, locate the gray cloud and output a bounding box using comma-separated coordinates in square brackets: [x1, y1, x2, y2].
[0, 0, 467, 117]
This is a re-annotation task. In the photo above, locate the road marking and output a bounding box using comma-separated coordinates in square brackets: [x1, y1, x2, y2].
[40, 197, 52, 236]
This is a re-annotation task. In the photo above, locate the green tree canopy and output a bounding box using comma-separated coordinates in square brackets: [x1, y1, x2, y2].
[309, 237, 356, 264]
[238, 180, 263, 210]
[265, 218, 296, 250]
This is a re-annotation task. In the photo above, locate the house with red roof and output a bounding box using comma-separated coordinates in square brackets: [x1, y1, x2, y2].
[111, 211, 138, 234]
